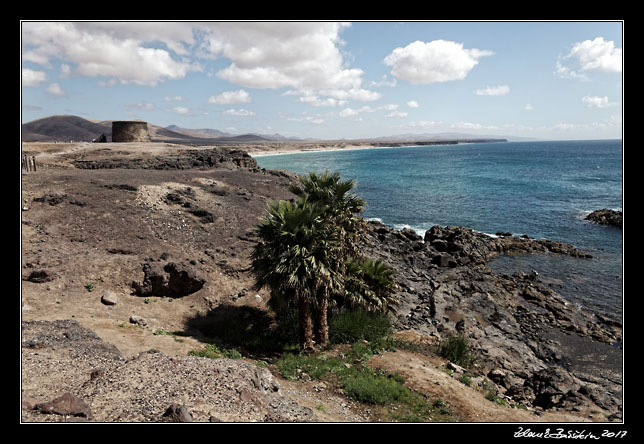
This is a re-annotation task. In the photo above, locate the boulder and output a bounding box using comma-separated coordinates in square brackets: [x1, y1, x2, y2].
[131, 261, 205, 297]
[161, 404, 193, 422]
[527, 367, 582, 409]
[101, 291, 118, 306]
[34, 392, 92, 419]
[129, 315, 147, 327]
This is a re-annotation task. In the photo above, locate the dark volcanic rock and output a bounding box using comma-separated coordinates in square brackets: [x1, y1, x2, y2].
[131, 261, 205, 297]
[73, 147, 258, 170]
[360, 220, 621, 417]
[25, 269, 56, 283]
[585, 209, 622, 228]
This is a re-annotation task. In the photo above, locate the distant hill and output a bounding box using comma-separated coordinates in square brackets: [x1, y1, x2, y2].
[165, 125, 300, 142]
[22, 115, 111, 142]
[22, 115, 530, 145]
[165, 125, 232, 139]
[21, 115, 275, 144]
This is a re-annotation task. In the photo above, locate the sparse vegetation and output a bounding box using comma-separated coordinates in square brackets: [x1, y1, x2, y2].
[189, 343, 242, 360]
[328, 309, 393, 346]
[439, 333, 477, 369]
[273, 339, 454, 422]
[268, 310, 455, 422]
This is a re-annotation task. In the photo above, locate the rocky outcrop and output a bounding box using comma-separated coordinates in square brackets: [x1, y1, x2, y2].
[585, 209, 622, 228]
[131, 261, 206, 297]
[73, 147, 257, 170]
[360, 221, 622, 418]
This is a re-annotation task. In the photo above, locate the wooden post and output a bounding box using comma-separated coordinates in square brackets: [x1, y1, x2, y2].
[32, 156, 36, 172]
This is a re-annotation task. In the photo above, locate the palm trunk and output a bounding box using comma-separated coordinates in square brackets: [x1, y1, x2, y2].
[299, 298, 314, 351]
[314, 294, 329, 349]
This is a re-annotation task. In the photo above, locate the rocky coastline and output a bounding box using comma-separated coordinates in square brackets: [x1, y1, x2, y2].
[21, 143, 622, 422]
[360, 221, 622, 419]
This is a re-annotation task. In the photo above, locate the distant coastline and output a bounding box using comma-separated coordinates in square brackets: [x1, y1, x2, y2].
[249, 138, 508, 157]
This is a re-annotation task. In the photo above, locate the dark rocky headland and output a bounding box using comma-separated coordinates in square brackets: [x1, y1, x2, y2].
[21, 142, 623, 422]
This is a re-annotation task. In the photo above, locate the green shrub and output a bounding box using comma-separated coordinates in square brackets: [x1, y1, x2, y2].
[439, 333, 476, 368]
[275, 352, 344, 381]
[341, 369, 408, 405]
[328, 309, 392, 346]
[458, 373, 472, 386]
[189, 343, 242, 360]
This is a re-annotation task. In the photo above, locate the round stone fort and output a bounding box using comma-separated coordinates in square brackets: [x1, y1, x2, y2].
[112, 121, 151, 142]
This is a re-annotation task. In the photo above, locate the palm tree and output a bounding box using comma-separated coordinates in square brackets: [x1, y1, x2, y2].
[250, 197, 340, 351]
[343, 257, 397, 312]
[288, 170, 368, 346]
[288, 170, 366, 258]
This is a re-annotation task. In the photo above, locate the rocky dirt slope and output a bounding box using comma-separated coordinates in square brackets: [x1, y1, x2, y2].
[21, 142, 623, 423]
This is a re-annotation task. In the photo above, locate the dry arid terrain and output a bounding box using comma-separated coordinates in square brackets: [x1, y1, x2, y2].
[20, 141, 622, 424]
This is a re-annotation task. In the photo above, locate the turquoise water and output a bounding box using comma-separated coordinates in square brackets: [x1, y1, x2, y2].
[255, 140, 623, 319]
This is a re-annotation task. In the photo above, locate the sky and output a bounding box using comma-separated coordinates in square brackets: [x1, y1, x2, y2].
[21, 21, 623, 141]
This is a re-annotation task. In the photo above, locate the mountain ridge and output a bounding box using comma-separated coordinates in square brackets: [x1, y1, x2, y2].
[22, 114, 526, 144]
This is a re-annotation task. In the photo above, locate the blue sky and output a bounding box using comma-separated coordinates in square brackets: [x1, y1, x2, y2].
[21, 21, 622, 140]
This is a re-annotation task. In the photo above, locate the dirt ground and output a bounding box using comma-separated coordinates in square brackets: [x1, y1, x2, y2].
[20, 142, 602, 423]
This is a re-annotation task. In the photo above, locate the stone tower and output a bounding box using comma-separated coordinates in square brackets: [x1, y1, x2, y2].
[112, 121, 151, 142]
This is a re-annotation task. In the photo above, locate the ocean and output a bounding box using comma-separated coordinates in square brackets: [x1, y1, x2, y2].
[254, 140, 623, 321]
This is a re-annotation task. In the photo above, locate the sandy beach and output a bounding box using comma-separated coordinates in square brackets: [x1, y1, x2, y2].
[246, 142, 383, 157]
[248, 140, 507, 157]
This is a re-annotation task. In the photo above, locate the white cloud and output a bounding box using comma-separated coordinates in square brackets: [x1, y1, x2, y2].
[369, 75, 397, 87]
[385, 111, 408, 119]
[378, 104, 398, 111]
[45, 82, 65, 96]
[476, 85, 510, 96]
[569, 37, 622, 73]
[172, 106, 191, 115]
[384, 40, 493, 84]
[524, 104, 534, 111]
[407, 100, 420, 108]
[59, 64, 72, 78]
[128, 102, 155, 111]
[554, 60, 590, 81]
[582, 96, 616, 108]
[296, 95, 347, 107]
[21, 22, 379, 108]
[98, 78, 118, 88]
[306, 116, 324, 124]
[197, 22, 380, 106]
[21, 22, 200, 86]
[223, 108, 255, 116]
[22, 68, 47, 86]
[339, 108, 360, 117]
[201, 23, 357, 89]
[555, 37, 621, 80]
[338, 104, 400, 118]
[208, 89, 251, 105]
[164, 96, 184, 102]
